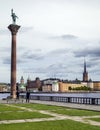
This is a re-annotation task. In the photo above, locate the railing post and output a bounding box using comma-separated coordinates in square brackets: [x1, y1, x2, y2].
[50, 96, 52, 101]
[91, 98, 95, 105]
[68, 97, 70, 103]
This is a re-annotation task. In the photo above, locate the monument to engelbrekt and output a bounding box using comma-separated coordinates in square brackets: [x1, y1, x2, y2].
[8, 9, 20, 98]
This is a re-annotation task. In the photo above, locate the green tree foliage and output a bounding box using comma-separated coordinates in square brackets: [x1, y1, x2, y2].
[71, 86, 91, 91]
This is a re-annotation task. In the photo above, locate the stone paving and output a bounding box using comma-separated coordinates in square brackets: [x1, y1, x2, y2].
[29, 100, 100, 112]
[0, 99, 100, 111]
[0, 103, 100, 126]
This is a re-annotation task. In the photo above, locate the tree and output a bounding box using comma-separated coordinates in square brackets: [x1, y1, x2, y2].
[69, 86, 72, 91]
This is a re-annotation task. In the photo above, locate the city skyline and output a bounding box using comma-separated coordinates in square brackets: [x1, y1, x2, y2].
[0, 0, 100, 83]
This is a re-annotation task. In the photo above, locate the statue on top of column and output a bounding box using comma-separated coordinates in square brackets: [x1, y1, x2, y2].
[11, 9, 18, 24]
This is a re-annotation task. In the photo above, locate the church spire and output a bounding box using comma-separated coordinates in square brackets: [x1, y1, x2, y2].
[83, 58, 88, 82]
[84, 58, 86, 73]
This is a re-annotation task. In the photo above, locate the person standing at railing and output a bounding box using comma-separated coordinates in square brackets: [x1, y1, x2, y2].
[26, 90, 30, 103]
[16, 91, 19, 99]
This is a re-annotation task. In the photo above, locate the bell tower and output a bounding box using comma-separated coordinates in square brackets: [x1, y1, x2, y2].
[83, 58, 88, 82]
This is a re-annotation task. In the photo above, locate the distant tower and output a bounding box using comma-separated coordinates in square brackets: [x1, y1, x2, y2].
[27, 76, 31, 83]
[19, 76, 25, 92]
[20, 76, 24, 84]
[35, 77, 41, 91]
[83, 58, 88, 82]
[26, 76, 31, 91]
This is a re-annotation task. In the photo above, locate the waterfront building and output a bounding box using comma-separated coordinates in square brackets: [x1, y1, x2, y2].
[18, 76, 26, 92]
[87, 79, 94, 89]
[52, 81, 59, 92]
[26, 77, 42, 92]
[0, 83, 8, 92]
[59, 82, 85, 92]
[42, 84, 52, 92]
[42, 78, 59, 92]
[93, 81, 100, 91]
[43, 78, 60, 85]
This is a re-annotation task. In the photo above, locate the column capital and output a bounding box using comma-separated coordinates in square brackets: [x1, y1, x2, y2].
[8, 24, 20, 35]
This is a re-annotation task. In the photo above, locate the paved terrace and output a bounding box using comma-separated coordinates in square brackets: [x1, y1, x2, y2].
[0, 99, 100, 112]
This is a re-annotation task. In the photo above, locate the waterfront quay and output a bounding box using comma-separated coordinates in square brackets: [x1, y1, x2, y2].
[14, 92, 99, 105]
[0, 92, 100, 105]
[0, 92, 100, 112]
[0, 98, 100, 112]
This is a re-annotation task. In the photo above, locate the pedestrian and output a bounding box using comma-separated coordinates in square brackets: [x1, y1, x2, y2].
[26, 90, 30, 103]
[16, 91, 19, 99]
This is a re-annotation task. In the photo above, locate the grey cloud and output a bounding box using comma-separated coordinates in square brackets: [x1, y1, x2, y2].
[74, 47, 100, 58]
[89, 57, 100, 63]
[22, 60, 83, 80]
[22, 52, 44, 61]
[3, 57, 11, 64]
[25, 54, 44, 60]
[47, 48, 70, 56]
[2, 57, 26, 65]
[46, 63, 82, 79]
[18, 48, 43, 63]
[46, 63, 79, 74]
[23, 67, 48, 74]
[22, 63, 67, 74]
[17, 59, 26, 64]
[78, 57, 100, 73]
[19, 48, 70, 62]
[0, 29, 9, 35]
[50, 34, 78, 40]
[79, 61, 96, 69]
[0, 47, 10, 53]
[90, 69, 100, 75]
[47, 64, 67, 71]
[0, 46, 27, 54]
[61, 34, 78, 39]
[19, 26, 34, 33]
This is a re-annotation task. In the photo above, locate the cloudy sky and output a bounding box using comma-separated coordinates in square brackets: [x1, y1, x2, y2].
[0, 0, 100, 83]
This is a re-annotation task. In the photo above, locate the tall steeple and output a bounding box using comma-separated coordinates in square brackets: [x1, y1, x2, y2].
[84, 58, 86, 73]
[83, 58, 88, 82]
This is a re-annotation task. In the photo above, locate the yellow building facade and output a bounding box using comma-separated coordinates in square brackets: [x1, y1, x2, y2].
[59, 82, 84, 92]
[93, 82, 100, 90]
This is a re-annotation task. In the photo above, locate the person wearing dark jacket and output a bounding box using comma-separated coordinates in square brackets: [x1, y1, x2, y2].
[16, 91, 19, 99]
[26, 90, 30, 103]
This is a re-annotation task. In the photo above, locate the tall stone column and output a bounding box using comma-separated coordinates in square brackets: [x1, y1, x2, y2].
[8, 24, 20, 99]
